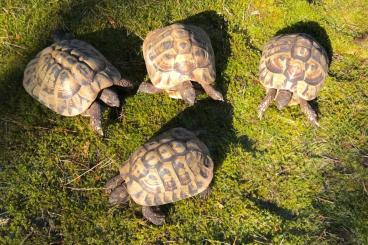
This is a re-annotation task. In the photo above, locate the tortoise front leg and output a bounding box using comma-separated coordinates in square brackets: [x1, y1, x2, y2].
[142, 206, 165, 225]
[137, 81, 163, 94]
[201, 84, 224, 102]
[299, 99, 320, 127]
[85, 101, 104, 136]
[258, 88, 277, 119]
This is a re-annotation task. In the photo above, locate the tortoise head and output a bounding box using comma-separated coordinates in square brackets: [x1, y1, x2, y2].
[275, 89, 293, 110]
[179, 81, 196, 105]
[100, 88, 120, 107]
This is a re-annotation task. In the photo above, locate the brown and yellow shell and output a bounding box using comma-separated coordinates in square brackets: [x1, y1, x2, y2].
[259, 33, 329, 102]
[119, 127, 214, 206]
[23, 39, 121, 116]
[143, 24, 216, 90]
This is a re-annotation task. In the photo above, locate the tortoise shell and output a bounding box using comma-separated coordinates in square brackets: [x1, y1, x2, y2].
[119, 127, 214, 206]
[259, 33, 329, 103]
[23, 39, 121, 116]
[143, 24, 216, 90]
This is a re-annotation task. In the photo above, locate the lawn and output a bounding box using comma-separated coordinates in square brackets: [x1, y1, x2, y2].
[0, 0, 367, 244]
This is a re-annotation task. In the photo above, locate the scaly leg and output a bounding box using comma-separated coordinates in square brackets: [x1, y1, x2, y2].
[198, 187, 211, 199]
[142, 206, 165, 225]
[137, 81, 163, 94]
[258, 88, 277, 119]
[85, 101, 104, 136]
[299, 99, 319, 127]
[201, 84, 224, 101]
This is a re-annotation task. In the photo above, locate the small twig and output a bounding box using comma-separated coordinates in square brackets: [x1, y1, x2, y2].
[64, 156, 114, 185]
[362, 182, 368, 196]
[316, 196, 334, 204]
[20, 228, 34, 245]
[0, 218, 10, 226]
[0, 118, 76, 133]
[65, 186, 108, 191]
[202, 239, 230, 245]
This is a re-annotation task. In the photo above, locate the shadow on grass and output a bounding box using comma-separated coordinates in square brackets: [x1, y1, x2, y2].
[312, 162, 368, 243]
[244, 192, 297, 220]
[79, 28, 145, 126]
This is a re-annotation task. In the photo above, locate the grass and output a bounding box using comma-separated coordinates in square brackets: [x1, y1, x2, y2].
[0, 0, 367, 243]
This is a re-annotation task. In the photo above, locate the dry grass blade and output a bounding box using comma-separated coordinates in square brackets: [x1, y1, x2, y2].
[64, 156, 115, 186]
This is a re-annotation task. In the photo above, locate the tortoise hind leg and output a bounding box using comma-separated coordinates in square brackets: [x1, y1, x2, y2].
[198, 187, 211, 199]
[138, 81, 163, 94]
[142, 206, 165, 225]
[201, 84, 224, 101]
[258, 88, 277, 119]
[84, 101, 104, 136]
[299, 99, 320, 127]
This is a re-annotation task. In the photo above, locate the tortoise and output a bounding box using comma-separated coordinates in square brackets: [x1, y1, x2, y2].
[138, 23, 224, 105]
[258, 33, 329, 126]
[23, 32, 133, 136]
[105, 127, 214, 225]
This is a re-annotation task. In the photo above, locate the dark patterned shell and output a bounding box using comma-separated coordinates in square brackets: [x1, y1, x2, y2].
[120, 128, 214, 206]
[23, 39, 121, 116]
[143, 24, 216, 89]
[259, 33, 329, 101]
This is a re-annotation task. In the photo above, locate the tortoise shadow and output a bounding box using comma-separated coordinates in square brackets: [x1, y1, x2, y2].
[275, 21, 333, 65]
[244, 192, 297, 220]
[151, 99, 259, 170]
[78, 28, 145, 124]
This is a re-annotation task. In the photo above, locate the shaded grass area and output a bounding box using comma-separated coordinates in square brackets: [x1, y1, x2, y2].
[0, 0, 367, 243]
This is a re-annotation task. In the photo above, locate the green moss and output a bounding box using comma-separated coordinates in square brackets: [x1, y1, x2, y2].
[1, 0, 367, 243]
